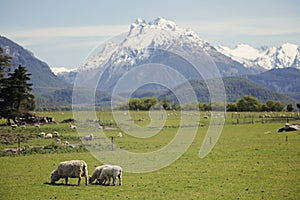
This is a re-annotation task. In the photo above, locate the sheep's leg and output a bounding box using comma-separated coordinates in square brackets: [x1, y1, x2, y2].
[78, 177, 81, 186]
[112, 176, 116, 186]
[106, 175, 110, 186]
[65, 177, 68, 185]
[85, 175, 88, 185]
[118, 174, 122, 186]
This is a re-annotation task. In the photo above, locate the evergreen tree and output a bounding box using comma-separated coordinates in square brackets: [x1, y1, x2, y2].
[0, 47, 12, 78]
[286, 104, 294, 112]
[0, 65, 35, 124]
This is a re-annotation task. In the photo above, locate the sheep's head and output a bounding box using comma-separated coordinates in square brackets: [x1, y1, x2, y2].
[50, 169, 60, 183]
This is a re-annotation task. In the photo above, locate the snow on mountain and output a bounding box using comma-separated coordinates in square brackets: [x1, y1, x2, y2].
[216, 43, 300, 70]
[81, 17, 212, 72]
[51, 67, 76, 75]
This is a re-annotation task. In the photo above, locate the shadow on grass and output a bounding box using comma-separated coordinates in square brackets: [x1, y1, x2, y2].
[43, 182, 80, 187]
[44, 182, 115, 187]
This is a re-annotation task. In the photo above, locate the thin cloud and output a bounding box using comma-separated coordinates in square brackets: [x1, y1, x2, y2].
[4, 25, 129, 38]
[184, 17, 300, 36]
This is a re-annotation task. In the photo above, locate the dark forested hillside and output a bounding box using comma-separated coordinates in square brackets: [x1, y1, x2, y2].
[160, 77, 296, 104]
[246, 68, 300, 101]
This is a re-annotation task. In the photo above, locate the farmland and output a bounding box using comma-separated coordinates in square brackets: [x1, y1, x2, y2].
[0, 111, 299, 199]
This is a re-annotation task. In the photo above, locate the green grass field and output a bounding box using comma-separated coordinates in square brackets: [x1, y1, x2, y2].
[0, 111, 299, 199]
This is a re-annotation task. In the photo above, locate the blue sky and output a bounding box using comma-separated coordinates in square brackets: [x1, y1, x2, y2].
[1, 0, 300, 68]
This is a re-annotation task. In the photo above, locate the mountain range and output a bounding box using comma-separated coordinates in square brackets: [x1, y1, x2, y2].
[1, 17, 299, 109]
[216, 43, 300, 70]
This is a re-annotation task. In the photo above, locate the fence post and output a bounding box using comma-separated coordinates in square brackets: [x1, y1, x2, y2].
[17, 135, 21, 155]
[111, 136, 115, 151]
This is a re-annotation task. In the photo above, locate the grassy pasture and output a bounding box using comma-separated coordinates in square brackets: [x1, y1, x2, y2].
[0, 111, 299, 199]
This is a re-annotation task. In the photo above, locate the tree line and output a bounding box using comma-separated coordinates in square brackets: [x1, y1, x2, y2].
[117, 95, 299, 112]
[0, 47, 35, 124]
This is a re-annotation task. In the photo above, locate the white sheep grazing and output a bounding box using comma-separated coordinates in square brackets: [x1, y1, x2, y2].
[34, 124, 40, 128]
[11, 124, 18, 129]
[64, 141, 69, 146]
[98, 165, 122, 186]
[38, 132, 46, 138]
[51, 160, 88, 186]
[52, 131, 59, 137]
[117, 132, 123, 137]
[45, 133, 53, 139]
[20, 125, 26, 129]
[89, 164, 111, 184]
[70, 124, 77, 129]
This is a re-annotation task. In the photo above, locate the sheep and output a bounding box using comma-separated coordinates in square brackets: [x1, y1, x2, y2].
[50, 160, 88, 186]
[45, 133, 53, 139]
[278, 123, 300, 132]
[64, 141, 69, 146]
[98, 165, 122, 186]
[89, 164, 111, 184]
[52, 131, 59, 137]
[83, 134, 94, 141]
[56, 138, 61, 144]
[20, 124, 26, 129]
[38, 132, 46, 138]
[11, 124, 18, 129]
[34, 124, 40, 128]
[70, 124, 77, 129]
[117, 132, 123, 137]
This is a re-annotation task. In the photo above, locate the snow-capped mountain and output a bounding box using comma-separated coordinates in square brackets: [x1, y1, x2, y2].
[216, 43, 300, 70]
[71, 17, 252, 91]
[81, 17, 211, 71]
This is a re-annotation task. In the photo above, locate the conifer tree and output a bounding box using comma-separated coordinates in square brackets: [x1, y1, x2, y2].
[0, 65, 35, 124]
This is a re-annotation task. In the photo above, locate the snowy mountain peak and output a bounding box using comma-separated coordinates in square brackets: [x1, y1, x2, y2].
[130, 17, 177, 31]
[216, 43, 300, 70]
[149, 17, 177, 30]
[279, 43, 298, 58]
[82, 17, 210, 72]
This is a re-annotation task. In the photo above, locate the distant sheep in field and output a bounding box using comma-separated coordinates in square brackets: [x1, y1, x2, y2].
[98, 165, 122, 186]
[50, 160, 88, 185]
[38, 132, 46, 138]
[11, 124, 18, 129]
[34, 124, 40, 128]
[89, 164, 111, 184]
[278, 123, 300, 132]
[45, 133, 53, 139]
[52, 131, 59, 137]
[70, 124, 77, 129]
[64, 141, 69, 146]
[83, 134, 94, 141]
[20, 125, 26, 129]
[117, 132, 123, 137]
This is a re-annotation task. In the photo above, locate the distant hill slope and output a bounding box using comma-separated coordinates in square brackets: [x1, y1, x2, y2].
[159, 77, 296, 104]
[246, 68, 300, 101]
[0, 36, 69, 96]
